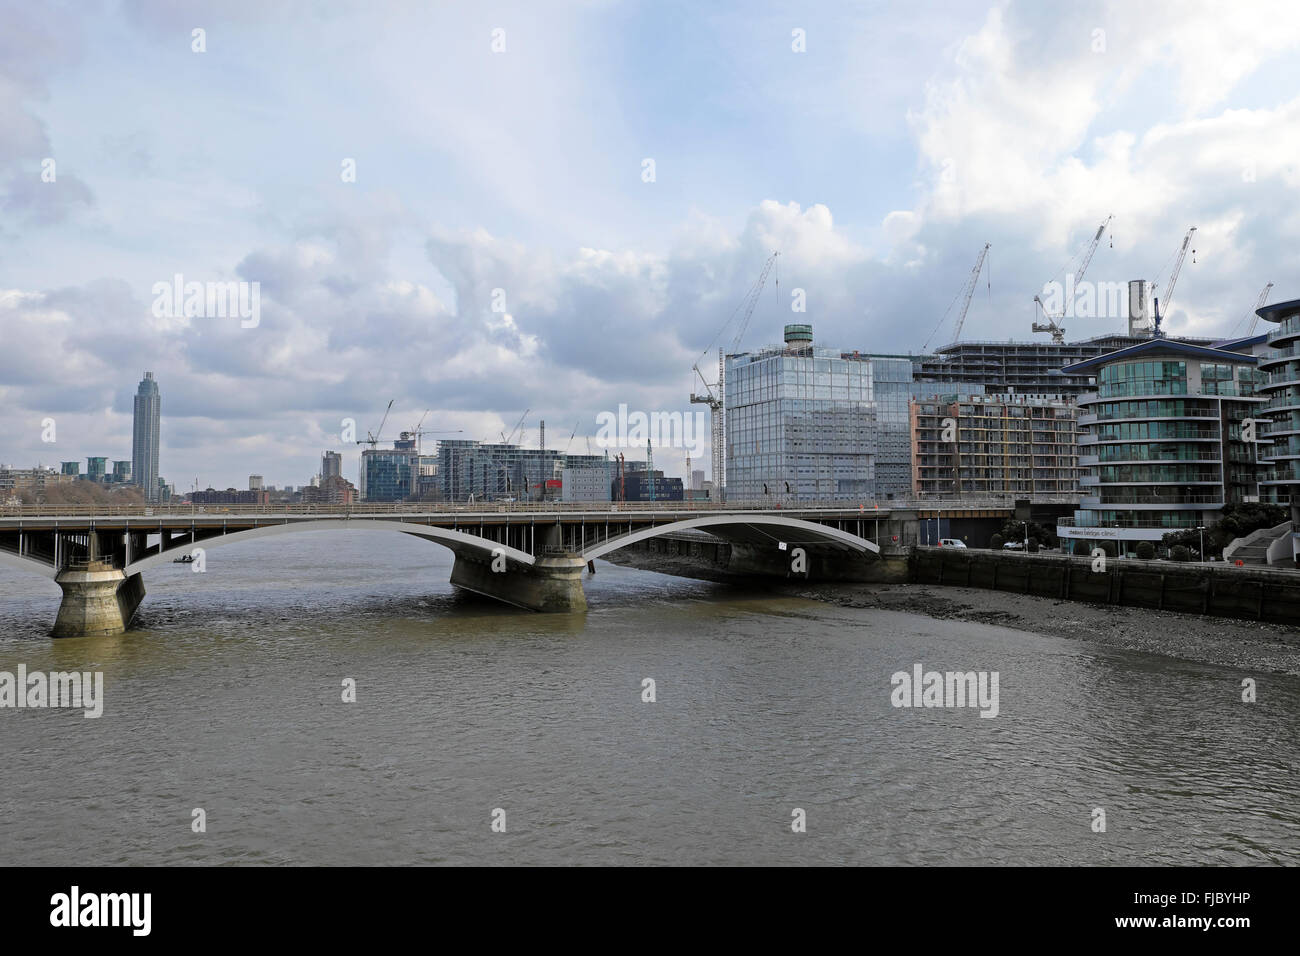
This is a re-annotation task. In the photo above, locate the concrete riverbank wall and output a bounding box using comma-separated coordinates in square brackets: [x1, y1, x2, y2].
[911, 547, 1300, 625]
[605, 534, 1300, 625]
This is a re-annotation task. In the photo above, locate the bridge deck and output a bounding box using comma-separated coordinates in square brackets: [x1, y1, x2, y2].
[0, 504, 898, 531]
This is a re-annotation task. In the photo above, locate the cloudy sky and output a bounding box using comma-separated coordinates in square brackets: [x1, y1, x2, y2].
[2, 0, 1298, 490]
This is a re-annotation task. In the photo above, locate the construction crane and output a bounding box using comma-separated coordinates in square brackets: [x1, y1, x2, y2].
[564, 421, 580, 454]
[690, 350, 725, 497]
[406, 427, 463, 454]
[729, 251, 779, 353]
[923, 242, 991, 351]
[497, 408, 529, 445]
[688, 251, 780, 499]
[357, 399, 394, 447]
[1151, 226, 1197, 333]
[1239, 282, 1274, 337]
[1032, 215, 1112, 344]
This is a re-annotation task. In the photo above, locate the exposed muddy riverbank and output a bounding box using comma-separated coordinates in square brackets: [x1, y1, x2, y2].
[603, 549, 1300, 676]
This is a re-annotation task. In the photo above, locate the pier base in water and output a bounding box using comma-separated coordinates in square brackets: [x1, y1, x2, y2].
[52, 562, 145, 638]
[450, 554, 588, 612]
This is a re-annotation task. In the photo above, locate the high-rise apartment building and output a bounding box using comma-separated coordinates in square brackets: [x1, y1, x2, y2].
[1255, 297, 1300, 561]
[1058, 339, 1266, 554]
[911, 394, 1079, 497]
[132, 371, 161, 501]
[321, 451, 342, 480]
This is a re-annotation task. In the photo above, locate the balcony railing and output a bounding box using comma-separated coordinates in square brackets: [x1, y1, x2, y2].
[1091, 493, 1225, 506]
[1260, 393, 1300, 412]
[1059, 516, 1212, 529]
[1094, 451, 1222, 463]
[1088, 407, 1220, 422]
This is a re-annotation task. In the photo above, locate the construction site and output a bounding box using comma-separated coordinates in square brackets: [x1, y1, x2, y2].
[684, 216, 1277, 509]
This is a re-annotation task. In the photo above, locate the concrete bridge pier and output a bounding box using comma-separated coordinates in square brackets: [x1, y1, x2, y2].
[449, 553, 588, 612]
[51, 561, 146, 638]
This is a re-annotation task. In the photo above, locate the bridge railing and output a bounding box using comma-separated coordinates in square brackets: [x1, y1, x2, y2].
[0, 499, 880, 517]
[0, 494, 1081, 519]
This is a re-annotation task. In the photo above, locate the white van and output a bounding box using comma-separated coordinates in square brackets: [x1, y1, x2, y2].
[938, 538, 967, 548]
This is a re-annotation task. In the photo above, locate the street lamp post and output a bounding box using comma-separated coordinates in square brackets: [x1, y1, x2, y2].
[1197, 525, 1206, 562]
[1023, 520, 1029, 551]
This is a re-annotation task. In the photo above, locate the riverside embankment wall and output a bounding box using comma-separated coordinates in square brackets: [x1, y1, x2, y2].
[911, 547, 1300, 625]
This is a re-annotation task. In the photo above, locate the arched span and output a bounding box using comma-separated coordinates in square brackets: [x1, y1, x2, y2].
[124, 519, 536, 574]
[0, 548, 59, 580]
[582, 514, 879, 562]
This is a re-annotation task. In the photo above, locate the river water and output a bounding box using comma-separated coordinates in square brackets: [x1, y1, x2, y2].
[1, 530, 1296, 866]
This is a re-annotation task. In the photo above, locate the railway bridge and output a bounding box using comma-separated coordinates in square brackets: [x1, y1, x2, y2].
[0, 502, 917, 636]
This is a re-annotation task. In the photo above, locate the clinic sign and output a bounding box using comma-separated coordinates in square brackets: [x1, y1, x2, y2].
[1057, 525, 1157, 542]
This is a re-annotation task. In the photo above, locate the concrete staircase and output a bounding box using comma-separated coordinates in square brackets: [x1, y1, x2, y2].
[1224, 521, 1293, 567]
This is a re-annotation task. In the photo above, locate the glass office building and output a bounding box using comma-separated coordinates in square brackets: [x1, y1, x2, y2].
[724, 324, 929, 501]
[1059, 339, 1266, 554]
[361, 434, 418, 502]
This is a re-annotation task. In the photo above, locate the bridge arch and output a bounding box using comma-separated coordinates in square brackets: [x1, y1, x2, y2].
[123, 519, 536, 575]
[581, 514, 879, 562]
[0, 548, 59, 580]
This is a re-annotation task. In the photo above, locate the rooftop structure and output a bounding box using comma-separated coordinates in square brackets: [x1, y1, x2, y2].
[917, 332, 1218, 397]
